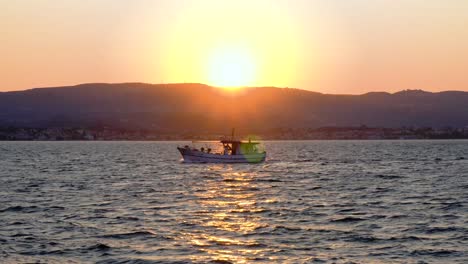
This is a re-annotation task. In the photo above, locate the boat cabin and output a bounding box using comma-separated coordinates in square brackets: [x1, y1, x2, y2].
[220, 139, 261, 155]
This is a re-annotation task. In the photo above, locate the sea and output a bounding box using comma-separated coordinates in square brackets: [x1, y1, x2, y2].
[0, 140, 467, 264]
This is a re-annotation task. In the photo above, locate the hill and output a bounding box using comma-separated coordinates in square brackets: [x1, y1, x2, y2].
[1, 83, 468, 132]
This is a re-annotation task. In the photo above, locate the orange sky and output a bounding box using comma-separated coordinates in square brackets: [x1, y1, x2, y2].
[1, 0, 468, 94]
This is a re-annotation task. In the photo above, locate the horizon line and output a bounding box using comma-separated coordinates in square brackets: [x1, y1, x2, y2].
[1, 82, 466, 96]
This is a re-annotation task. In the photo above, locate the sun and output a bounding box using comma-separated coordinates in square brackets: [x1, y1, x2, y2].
[207, 46, 256, 88]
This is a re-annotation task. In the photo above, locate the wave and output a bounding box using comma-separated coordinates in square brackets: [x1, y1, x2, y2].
[86, 243, 111, 251]
[101, 230, 166, 240]
[0, 205, 40, 213]
[330, 217, 366, 223]
[410, 249, 461, 257]
[115, 216, 140, 221]
[255, 178, 283, 182]
[375, 174, 404, 179]
[273, 225, 303, 232]
[208, 260, 234, 264]
[440, 202, 463, 210]
[293, 159, 315, 163]
[344, 235, 380, 243]
[425, 226, 463, 234]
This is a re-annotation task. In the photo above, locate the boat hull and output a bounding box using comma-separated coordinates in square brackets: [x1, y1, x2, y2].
[178, 147, 266, 163]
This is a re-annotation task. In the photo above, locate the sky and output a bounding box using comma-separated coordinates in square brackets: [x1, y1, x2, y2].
[1, 0, 468, 94]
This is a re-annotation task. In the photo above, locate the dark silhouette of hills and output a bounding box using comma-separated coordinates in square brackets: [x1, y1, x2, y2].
[1, 83, 467, 131]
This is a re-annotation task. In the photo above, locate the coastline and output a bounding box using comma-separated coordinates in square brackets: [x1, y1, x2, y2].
[2, 126, 468, 141]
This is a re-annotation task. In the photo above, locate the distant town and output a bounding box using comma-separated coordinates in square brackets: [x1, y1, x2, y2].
[1, 126, 468, 141]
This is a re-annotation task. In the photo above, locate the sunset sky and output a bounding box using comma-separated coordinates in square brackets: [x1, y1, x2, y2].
[1, 0, 468, 94]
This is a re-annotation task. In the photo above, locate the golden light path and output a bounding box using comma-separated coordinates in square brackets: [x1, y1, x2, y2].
[186, 165, 267, 263]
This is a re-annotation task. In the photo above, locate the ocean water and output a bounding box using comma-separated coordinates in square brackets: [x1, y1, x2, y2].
[0, 140, 467, 264]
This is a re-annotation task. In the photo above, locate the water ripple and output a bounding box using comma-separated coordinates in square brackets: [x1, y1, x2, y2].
[0, 140, 467, 263]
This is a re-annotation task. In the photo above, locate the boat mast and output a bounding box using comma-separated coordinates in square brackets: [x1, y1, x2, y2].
[231, 128, 235, 140]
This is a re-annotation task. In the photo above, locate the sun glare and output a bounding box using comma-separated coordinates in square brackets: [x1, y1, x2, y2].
[207, 46, 256, 88]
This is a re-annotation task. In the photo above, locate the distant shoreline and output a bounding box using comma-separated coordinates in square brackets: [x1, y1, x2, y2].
[2, 126, 468, 141]
[2, 139, 468, 142]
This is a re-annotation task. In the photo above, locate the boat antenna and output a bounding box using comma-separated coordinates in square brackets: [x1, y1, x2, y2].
[231, 128, 235, 140]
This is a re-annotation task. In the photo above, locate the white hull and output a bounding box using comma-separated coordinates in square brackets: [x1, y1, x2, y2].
[178, 147, 266, 163]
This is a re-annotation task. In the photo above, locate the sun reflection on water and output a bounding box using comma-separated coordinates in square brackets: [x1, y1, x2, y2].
[185, 165, 267, 263]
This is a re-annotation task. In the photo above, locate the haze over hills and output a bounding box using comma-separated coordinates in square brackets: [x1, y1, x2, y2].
[1, 83, 468, 131]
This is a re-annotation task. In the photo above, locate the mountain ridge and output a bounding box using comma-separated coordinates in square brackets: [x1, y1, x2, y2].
[4, 83, 463, 96]
[1, 83, 467, 130]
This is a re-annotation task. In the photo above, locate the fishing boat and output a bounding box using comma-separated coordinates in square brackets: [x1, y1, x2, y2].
[177, 130, 266, 163]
